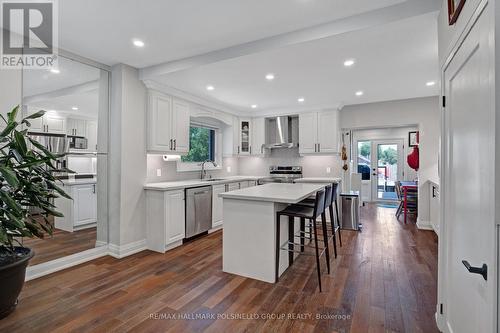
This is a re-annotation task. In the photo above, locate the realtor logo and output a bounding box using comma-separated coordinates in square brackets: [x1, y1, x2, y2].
[1, 0, 58, 69]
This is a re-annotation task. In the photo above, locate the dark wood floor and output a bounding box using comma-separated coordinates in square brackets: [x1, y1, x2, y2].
[0, 204, 438, 332]
[21, 227, 97, 266]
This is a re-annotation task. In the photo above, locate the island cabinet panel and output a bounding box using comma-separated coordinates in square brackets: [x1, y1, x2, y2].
[146, 189, 185, 253]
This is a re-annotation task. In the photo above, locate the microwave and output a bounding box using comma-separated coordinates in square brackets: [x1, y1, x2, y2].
[69, 136, 88, 150]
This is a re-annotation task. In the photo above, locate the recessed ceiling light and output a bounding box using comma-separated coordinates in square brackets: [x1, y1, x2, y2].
[251, 104, 258, 109]
[265, 73, 275, 81]
[206, 85, 215, 91]
[297, 97, 305, 103]
[133, 39, 145, 47]
[71, 106, 78, 110]
[344, 59, 355, 67]
[426, 81, 436, 86]
[355, 91, 364, 96]
[50, 68, 60, 74]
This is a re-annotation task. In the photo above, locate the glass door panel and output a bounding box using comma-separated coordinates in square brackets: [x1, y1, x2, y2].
[375, 143, 401, 201]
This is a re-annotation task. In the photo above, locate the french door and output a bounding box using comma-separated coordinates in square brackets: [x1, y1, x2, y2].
[354, 139, 404, 202]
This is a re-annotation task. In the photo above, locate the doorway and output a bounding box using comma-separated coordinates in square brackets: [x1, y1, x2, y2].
[355, 139, 404, 202]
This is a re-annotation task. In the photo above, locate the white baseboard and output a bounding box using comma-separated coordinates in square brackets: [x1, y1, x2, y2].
[208, 225, 223, 233]
[416, 218, 433, 230]
[108, 239, 147, 259]
[26, 245, 109, 281]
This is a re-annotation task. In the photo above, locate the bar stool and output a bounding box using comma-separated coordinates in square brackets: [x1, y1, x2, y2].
[276, 188, 330, 292]
[297, 183, 342, 257]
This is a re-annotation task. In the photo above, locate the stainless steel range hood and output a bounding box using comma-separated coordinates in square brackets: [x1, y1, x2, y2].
[264, 116, 299, 149]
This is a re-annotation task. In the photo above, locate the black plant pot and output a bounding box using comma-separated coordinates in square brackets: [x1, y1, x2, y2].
[0, 247, 34, 319]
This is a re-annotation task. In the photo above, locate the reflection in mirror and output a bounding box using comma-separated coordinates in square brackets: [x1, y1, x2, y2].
[20, 56, 108, 266]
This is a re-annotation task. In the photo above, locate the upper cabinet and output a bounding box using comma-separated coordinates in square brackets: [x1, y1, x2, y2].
[251, 117, 266, 156]
[239, 119, 251, 155]
[67, 118, 86, 136]
[27, 109, 66, 135]
[147, 90, 190, 154]
[299, 110, 339, 155]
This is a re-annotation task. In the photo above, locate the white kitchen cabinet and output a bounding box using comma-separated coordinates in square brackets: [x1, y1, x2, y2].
[86, 120, 98, 152]
[299, 110, 339, 155]
[54, 182, 97, 232]
[147, 91, 190, 154]
[429, 183, 440, 235]
[238, 119, 251, 155]
[146, 189, 186, 253]
[165, 190, 185, 244]
[251, 117, 266, 156]
[212, 184, 225, 228]
[27, 109, 66, 134]
[227, 182, 240, 191]
[67, 118, 86, 136]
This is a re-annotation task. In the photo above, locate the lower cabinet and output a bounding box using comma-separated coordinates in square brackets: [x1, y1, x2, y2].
[212, 184, 225, 228]
[146, 189, 185, 253]
[54, 183, 97, 232]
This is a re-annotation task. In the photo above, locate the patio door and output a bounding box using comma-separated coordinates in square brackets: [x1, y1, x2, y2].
[354, 139, 403, 202]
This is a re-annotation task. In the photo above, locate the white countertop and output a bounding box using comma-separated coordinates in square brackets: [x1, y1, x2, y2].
[294, 177, 341, 183]
[144, 176, 262, 191]
[219, 183, 325, 204]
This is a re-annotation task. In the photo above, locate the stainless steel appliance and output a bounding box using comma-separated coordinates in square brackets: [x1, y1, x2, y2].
[27, 133, 69, 170]
[257, 166, 303, 185]
[69, 136, 88, 150]
[185, 186, 213, 238]
[340, 191, 361, 231]
[263, 116, 299, 149]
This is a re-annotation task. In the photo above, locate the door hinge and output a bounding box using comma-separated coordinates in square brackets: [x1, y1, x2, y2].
[439, 303, 443, 315]
[442, 96, 446, 108]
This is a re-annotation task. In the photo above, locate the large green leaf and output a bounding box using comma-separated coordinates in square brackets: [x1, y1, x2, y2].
[0, 166, 19, 187]
[22, 110, 45, 121]
[14, 131, 27, 155]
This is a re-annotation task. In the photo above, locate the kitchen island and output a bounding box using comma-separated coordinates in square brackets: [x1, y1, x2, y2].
[220, 183, 325, 283]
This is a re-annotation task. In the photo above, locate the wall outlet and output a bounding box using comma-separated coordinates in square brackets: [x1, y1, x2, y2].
[326, 167, 331, 174]
[156, 168, 162, 177]
[226, 166, 232, 173]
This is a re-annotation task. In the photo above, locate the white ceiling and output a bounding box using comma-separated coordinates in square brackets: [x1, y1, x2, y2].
[27, 91, 99, 119]
[152, 12, 439, 114]
[59, 0, 406, 67]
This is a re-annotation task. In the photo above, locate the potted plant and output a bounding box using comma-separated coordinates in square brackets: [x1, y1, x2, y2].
[0, 106, 70, 319]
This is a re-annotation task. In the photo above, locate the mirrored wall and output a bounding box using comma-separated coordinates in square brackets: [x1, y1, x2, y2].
[20, 55, 109, 266]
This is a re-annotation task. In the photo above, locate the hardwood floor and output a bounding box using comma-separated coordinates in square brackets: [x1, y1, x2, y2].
[21, 227, 97, 266]
[0, 204, 438, 332]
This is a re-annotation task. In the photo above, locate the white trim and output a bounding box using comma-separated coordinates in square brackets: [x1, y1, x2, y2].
[25, 245, 108, 281]
[209, 226, 223, 234]
[108, 239, 147, 259]
[416, 218, 433, 231]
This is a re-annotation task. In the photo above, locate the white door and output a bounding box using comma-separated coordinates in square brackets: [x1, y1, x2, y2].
[212, 184, 225, 228]
[441, 4, 495, 332]
[251, 117, 265, 155]
[165, 190, 185, 244]
[317, 110, 339, 153]
[172, 99, 190, 153]
[299, 112, 317, 154]
[73, 184, 97, 226]
[44, 114, 66, 134]
[371, 140, 403, 201]
[353, 140, 372, 202]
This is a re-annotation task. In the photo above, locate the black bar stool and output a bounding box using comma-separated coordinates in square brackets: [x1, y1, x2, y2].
[297, 182, 342, 257]
[276, 188, 330, 292]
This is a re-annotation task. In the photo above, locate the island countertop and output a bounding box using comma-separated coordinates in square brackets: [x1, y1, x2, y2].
[219, 183, 325, 204]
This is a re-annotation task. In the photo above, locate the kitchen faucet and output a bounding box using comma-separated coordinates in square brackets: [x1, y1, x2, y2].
[200, 160, 218, 180]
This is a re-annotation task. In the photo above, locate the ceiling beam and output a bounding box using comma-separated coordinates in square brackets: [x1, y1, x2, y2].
[139, 0, 440, 79]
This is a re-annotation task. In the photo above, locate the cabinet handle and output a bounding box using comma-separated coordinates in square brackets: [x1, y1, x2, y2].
[92, 184, 96, 193]
[250, 146, 252, 154]
[318, 143, 320, 152]
[174, 139, 176, 150]
[261, 146, 263, 154]
[238, 146, 240, 154]
[432, 186, 436, 198]
[169, 139, 172, 150]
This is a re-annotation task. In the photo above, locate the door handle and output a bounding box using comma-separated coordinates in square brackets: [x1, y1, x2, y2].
[462, 260, 487, 280]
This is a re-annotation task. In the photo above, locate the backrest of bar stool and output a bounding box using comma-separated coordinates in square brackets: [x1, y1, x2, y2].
[324, 184, 333, 208]
[332, 182, 339, 198]
[313, 189, 326, 219]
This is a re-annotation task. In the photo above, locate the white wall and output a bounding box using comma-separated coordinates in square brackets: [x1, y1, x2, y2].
[109, 64, 147, 247]
[0, 68, 22, 120]
[340, 96, 440, 226]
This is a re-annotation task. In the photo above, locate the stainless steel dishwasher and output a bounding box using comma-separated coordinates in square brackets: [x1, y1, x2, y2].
[185, 186, 213, 238]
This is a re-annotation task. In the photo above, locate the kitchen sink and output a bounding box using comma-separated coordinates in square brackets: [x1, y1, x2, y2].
[202, 178, 225, 182]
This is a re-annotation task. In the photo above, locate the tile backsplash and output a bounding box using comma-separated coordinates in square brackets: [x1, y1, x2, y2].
[146, 148, 341, 183]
